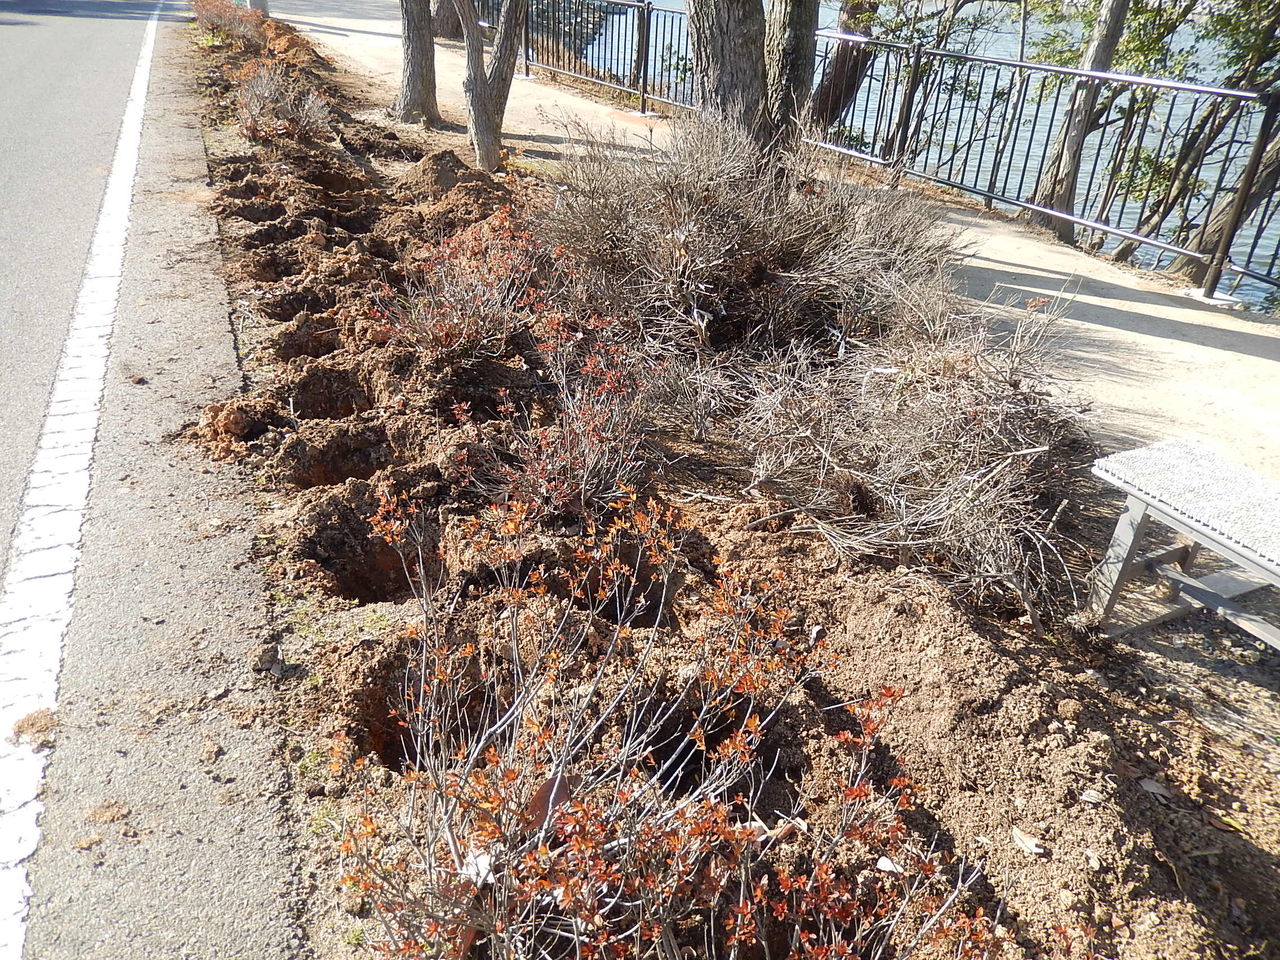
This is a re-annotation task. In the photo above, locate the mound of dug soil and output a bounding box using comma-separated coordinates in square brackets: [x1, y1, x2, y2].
[188, 22, 1280, 960]
[687, 502, 1280, 958]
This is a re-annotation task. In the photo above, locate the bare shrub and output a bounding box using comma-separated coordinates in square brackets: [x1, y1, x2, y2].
[536, 116, 957, 351]
[532, 118, 1091, 617]
[702, 310, 1088, 614]
[234, 60, 331, 143]
[385, 210, 539, 364]
[191, 0, 266, 50]
[340, 495, 994, 959]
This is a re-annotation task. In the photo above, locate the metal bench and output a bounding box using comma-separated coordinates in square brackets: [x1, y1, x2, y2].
[1087, 438, 1280, 647]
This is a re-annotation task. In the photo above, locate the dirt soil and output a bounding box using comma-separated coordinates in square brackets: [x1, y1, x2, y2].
[187, 23, 1280, 960]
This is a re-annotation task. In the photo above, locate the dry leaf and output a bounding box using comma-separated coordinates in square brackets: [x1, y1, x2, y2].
[523, 773, 579, 833]
[1139, 778, 1173, 800]
[1011, 826, 1045, 856]
[767, 820, 798, 842]
[1206, 812, 1245, 833]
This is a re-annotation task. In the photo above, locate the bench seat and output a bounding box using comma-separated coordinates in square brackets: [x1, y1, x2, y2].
[1088, 438, 1280, 646]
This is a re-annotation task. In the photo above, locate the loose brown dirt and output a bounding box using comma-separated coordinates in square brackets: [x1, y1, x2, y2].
[187, 23, 1280, 960]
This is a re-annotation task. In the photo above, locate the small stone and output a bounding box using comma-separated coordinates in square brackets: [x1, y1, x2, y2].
[325, 781, 346, 799]
[303, 780, 326, 798]
[249, 643, 281, 672]
[1058, 889, 1078, 909]
[200, 741, 225, 766]
[206, 686, 229, 702]
[1056, 698, 1083, 721]
[1083, 669, 1109, 690]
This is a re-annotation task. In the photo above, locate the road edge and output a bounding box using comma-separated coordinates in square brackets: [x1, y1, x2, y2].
[20, 20, 305, 959]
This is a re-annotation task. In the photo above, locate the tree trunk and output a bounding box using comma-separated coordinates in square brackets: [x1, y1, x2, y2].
[394, 0, 442, 124]
[688, 0, 768, 134]
[433, 0, 462, 40]
[1027, 0, 1130, 242]
[1109, 10, 1280, 263]
[455, 0, 529, 170]
[1107, 99, 1241, 263]
[808, 0, 878, 129]
[765, 0, 818, 130]
[1166, 130, 1280, 283]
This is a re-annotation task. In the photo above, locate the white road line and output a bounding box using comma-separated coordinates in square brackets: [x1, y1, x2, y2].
[0, 7, 161, 954]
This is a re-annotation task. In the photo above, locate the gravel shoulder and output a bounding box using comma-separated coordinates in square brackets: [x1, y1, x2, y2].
[20, 25, 302, 959]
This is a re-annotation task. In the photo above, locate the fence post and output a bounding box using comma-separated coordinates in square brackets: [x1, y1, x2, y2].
[636, 3, 652, 114]
[890, 42, 925, 174]
[1202, 92, 1279, 298]
[522, 0, 531, 77]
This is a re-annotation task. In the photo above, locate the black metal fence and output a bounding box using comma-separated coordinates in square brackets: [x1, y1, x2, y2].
[508, 1, 1280, 306]
[812, 31, 1280, 305]
[521, 0, 692, 111]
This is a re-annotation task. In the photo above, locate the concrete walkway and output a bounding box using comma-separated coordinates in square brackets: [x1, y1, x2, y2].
[269, 0, 1280, 478]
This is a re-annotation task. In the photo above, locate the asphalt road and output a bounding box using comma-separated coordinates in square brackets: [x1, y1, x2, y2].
[0, 0, 155, 580]
[2, 7, 301, 956]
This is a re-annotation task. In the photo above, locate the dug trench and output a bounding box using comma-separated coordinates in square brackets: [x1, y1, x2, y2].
[184, 18, 1279, 960]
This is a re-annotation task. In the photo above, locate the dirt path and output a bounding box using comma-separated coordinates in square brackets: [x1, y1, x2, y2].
[268, 0, 1280, 480]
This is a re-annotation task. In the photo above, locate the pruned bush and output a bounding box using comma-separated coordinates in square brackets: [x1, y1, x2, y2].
[234, 59, 331, 143]
[192, 0, 266, 50]
[701, 317, 1087, 613]
[387, 210, 539, 364]
[537, 117, 956, 351]
[340, 496, 995, 960]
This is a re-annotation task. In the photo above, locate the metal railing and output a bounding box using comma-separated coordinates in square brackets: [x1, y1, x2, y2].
[502, 2, 1279, 305]
[811, 31, 1280, 303]
[521, 0, 692, 113]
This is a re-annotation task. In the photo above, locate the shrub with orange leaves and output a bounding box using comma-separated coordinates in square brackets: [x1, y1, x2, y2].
[341, 494, 998, 960]
[191, 0, 267, 50]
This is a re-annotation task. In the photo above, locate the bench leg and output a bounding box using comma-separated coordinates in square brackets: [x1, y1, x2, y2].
[1087, 495, 1151, 623]
[1160, 539, 1202, 601]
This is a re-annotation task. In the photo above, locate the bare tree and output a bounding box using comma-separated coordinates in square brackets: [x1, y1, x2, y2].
[765, 0, 819, 129]
[453, 0, 529, 170]
[1110, 7, 1280, 264]
[433, 0, 463, 40]
[394, 0, 442, 124]
[1027, 0, 1131, 242]
[688, 0, 769, 133]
